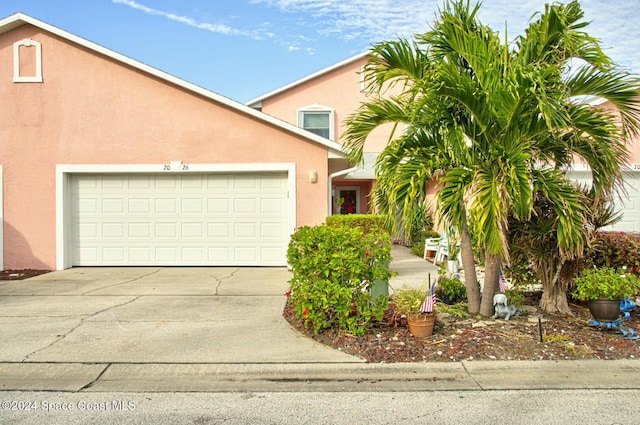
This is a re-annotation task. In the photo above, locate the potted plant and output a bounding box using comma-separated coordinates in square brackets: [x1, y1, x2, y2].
[446, 237, 460, 273]
[572, 267, 640, 322]
[392, 286, 436, 337]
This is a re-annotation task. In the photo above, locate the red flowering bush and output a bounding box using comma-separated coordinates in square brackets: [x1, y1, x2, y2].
[286, 224, 391, 336]
[591, 231, 640, 273]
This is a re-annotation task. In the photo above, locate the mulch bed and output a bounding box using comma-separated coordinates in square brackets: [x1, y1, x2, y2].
[283, 293, 640, 362]
[0, 269, 51, 280]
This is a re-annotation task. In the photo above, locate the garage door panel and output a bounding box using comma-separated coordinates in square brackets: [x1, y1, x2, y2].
[102, 222, 125, 238]
[181, 198, 204, 213]
[129, 222, 151, 237]
[156, 222, 177, 238]
[102, 247, 125, 262]
[129, 198, 151, 213]
[261, 198, 284, 214]
[208, 222, 230, 238]
[155, 176, 177, 189]
[70, 173, 289, 266]
[235, 198, 257, 213]
[570, 171, 640, 232]
[208, 198, 230, 213]
[155, 199, 177, 213]
[261, 222, 286, 238]
[130, 247, 151, 262]
[181, 222, 205, 238]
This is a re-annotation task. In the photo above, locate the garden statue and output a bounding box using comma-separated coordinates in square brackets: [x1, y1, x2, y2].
[492, 293, 520, 320]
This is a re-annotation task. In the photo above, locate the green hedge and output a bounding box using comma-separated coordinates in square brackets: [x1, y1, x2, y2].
[325, 214, 385, 235]
[286, 223, 390, 336]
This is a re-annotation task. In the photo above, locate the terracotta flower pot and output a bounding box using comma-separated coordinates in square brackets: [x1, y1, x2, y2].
[587, 299, 621, 322]
[407, 313, 435, 337]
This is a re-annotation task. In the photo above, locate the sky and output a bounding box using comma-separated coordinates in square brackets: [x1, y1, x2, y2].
[1, 0, 638, 103]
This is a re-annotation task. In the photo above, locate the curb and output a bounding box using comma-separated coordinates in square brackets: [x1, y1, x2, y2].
[1, 360, 638, 392]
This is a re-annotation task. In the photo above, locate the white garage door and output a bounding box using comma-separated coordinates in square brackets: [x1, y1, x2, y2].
[70, 173, 290, 266]
[569, 170, 640, 232]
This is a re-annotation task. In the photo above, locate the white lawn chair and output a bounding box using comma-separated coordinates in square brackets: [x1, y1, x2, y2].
[423, 237, 441, 260]
[434, 235, 462, 266]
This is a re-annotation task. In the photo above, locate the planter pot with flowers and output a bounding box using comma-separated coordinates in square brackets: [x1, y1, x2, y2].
[392, 286, 436, 337]
[572, 267, 640, 322]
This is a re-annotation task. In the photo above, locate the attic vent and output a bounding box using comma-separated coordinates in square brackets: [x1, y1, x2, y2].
[13, 39, 43, 83]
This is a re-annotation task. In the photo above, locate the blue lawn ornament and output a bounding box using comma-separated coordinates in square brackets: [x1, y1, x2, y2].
[587, 298, 637, 340]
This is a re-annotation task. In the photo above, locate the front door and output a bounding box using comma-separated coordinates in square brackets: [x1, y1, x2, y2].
[337, 187, 359, 215]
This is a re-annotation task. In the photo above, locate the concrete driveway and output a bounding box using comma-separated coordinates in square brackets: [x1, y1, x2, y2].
[0, 267, 361, 364]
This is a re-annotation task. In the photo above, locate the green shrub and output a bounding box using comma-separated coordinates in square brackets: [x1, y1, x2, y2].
[325, 214, 385, 235]
[408, 205, 435, 245]
[503, 289, 525, 307]
[504, 262, 539, 288]
[286, 224, 390, 336]
[435, 301, 470, 317]
[411, 241, 425, 257]
[423, 230, 441, 239]
[572, 266, 640, 301]
[438, 276, 466, 304]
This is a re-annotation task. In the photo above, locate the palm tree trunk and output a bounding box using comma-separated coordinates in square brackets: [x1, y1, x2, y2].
[480, 252, 501, 317]
[460, 220, 480, 315]
[538, 257, 573, 314]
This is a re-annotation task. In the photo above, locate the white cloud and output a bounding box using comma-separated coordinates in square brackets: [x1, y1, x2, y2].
[113, 0, 639, 71]
[112, 0, 270, 40]
[250, 0, 640, 72]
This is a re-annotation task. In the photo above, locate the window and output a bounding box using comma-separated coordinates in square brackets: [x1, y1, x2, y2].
[297, 105, 334, 140]
[14, 39, 43, 83]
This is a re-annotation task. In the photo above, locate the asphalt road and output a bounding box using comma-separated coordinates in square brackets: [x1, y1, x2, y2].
[2, 389, 639, 424]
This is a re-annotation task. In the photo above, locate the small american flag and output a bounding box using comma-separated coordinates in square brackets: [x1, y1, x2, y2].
[420, 284, 437, 313]
[499, 268, 509, 292]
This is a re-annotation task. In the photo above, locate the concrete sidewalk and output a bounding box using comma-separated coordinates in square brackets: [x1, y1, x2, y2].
[1, 245, 638, 392]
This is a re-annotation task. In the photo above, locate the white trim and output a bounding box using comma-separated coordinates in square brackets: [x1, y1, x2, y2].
[0, 166, 3, 270]
[246, 51, 369, 106]
[0, 13, 345, 158]
[13, 38, 43, 82]
[55, 163, 296, 270]
[297, 104, 335, 141]
[567, 163, 640, 172]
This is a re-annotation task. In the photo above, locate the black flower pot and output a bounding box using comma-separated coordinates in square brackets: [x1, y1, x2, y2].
[587, 299, 621, 322]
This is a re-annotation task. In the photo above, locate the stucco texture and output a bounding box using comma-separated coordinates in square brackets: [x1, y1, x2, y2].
[0, 24, 329, 269]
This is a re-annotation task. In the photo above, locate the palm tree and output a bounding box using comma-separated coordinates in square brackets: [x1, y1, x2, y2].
[343, 0, 640, 315]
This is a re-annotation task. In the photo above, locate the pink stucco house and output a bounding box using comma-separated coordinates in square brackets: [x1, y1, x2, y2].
[248, 53, 640, 233]
[1, 13, 638, 271]
[247, 53, 395, 217]
[0, 13, 354, 270]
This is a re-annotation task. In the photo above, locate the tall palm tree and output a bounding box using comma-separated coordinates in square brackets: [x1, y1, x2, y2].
[344, 0, 640, 315]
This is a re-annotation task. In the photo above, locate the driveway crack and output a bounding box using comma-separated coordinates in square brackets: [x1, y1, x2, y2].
[22, 296, 141, 362]
[81, 268, 163, 295]
[213, 268, 239, 295]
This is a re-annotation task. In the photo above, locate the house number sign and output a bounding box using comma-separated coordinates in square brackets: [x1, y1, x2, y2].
[163, 161, 189, 171]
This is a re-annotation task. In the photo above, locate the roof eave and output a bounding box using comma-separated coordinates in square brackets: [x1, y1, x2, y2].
[245, 51, 370, 107]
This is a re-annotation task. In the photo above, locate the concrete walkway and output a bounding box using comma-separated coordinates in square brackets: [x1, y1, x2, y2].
[0, 245, 638, 392]
[389, 244, 440, 292]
